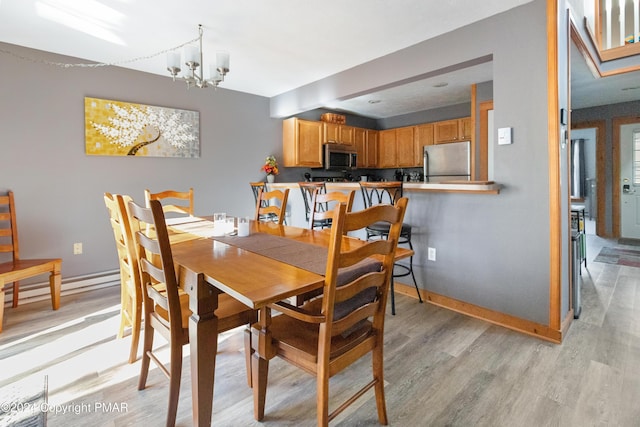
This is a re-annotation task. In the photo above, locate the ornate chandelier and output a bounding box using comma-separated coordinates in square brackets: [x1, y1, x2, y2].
[166, 25, 230, 89]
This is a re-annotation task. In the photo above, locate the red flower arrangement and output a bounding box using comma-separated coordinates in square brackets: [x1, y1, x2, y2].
[261, 155, 279, 175]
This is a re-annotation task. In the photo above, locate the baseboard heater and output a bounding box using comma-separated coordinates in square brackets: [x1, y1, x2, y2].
[2, 270, 120, 306]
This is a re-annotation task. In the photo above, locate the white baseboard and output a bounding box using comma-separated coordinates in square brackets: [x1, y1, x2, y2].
[2, 270, 120, 306]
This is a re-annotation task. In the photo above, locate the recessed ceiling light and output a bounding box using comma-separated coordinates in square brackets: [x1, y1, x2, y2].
[433, 82, 449, 88]
[368, 99, 381, 104]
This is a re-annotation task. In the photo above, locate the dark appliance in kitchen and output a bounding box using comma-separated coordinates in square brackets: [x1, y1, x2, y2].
[423, 141, 471, 182]
[324, 143, 357, 170]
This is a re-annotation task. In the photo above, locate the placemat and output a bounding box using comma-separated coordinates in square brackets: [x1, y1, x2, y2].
[215, 232, 328, 275]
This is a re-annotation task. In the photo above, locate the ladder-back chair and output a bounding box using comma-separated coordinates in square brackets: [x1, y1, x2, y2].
[0, 190, 62, 332]
[104, 192, 142, 363]
[251, 198, 408, 426]
[128, 198, 257, 426]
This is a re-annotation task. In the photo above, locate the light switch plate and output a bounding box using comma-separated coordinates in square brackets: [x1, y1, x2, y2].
[498, 127, 513, 145]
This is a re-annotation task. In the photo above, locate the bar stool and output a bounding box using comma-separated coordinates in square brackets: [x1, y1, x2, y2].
[359, 181, 423, 314]
[299, 182, 329, 229]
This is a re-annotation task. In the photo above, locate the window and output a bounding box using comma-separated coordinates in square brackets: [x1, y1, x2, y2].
[633, 130, 640, 185]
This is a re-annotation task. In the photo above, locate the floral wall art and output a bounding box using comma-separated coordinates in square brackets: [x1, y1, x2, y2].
[84, 97, 200, 157]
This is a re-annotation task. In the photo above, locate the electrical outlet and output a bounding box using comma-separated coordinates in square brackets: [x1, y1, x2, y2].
[427, 247, 436, 261]
[73, 242, 83, 255]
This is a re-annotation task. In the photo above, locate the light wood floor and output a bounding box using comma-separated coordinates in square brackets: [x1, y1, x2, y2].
[1, 227, 639, 426]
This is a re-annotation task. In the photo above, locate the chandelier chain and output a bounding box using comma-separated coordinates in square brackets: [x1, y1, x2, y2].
[0, 35, 200, 68]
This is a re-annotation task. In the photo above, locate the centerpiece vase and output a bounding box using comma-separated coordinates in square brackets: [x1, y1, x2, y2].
[267, 174, 275, 183]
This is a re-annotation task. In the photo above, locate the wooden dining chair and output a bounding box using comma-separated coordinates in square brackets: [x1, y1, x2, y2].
[127, 198, 257, 427]
[254, 188, 289, 225]
[251, 198, 408, 426]
[307, 190, 355, 230]
[0, 190, 62, 332]
[144, 188, 194, 216]
[103, 193, 142, 363]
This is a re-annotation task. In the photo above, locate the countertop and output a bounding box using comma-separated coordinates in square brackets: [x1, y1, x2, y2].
[269, 181, 502, 194]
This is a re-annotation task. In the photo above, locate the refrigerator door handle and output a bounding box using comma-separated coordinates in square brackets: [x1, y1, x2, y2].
[423, 150, 429, 182]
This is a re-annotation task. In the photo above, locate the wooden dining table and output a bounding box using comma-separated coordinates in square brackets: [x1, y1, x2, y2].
[166, 216, 413, 426]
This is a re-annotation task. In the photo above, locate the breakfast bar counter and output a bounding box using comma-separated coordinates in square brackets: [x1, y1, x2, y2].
[269, 181, 502, 195]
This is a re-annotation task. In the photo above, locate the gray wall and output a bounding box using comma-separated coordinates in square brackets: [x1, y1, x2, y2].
[272, 0, 566, 325]
[2, 0, 573, 328]
[0, 42, 281, 280]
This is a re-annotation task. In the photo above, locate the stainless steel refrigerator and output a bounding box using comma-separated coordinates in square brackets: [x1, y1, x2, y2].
[423, 140, 471, 182]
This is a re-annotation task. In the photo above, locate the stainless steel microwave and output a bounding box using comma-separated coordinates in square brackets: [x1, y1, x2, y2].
[323, 143, 357, 170]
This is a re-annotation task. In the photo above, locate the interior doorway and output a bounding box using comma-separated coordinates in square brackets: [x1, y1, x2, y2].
[571, 121, 606, 236]
[570, 128, 597, 234]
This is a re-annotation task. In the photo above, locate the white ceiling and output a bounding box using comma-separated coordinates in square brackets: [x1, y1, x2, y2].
[1, 0, 639, 118]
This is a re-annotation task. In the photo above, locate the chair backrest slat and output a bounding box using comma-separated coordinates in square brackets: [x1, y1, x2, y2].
[254, 188, 289, 225]
[0, 191, 19, 260]
[145, 188, 194, 216]
[308, 190, 354, 230]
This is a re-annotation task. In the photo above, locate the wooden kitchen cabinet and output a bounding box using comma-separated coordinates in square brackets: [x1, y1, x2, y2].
[378, 129, 397, 168]
[354, 127, 366, 167]
[459, 117, 473, 139]
[283, 118, 323, 167]
[340, 126, 354, 145]
[378, 126, 416, 168]
[414, 123, 434, 164]
[355, 128, 378, 168]
[366, 129, 378, 168]
[396, 126, 416, 167]
[323, 123, 354, 145]
[434, 117, 472, 144]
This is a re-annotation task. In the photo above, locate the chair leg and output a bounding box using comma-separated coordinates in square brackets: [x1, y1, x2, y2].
[166, 342, 183, 427]
[128, 297, 142, 364]
[138, 319, 154, 390]
[407, 241, 423, 303]
[12, 281, 19, 308]
[372, 342, 388, 425]
[244, 327, 253, 387]
[389, 277, 396, 316]
[317, 367, 330, 427]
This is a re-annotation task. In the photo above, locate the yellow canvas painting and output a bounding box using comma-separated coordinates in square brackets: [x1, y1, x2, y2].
[85, 97, 200, 157]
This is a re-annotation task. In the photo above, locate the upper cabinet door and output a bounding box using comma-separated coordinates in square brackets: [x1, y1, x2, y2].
[396, 126, 416, 167]
[378, 129, 397, 168]
[283, 118, 323, 167]
[323, 123, 340, 143]
[434, 119, 460, 144]
[339, 126, 354, 145]
[366, 130, 378, 168]
[414, 123, 434, 164]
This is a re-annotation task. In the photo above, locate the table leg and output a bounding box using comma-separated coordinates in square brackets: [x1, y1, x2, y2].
[184, 271, 219, 427]
[252, 307, 274, 421]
